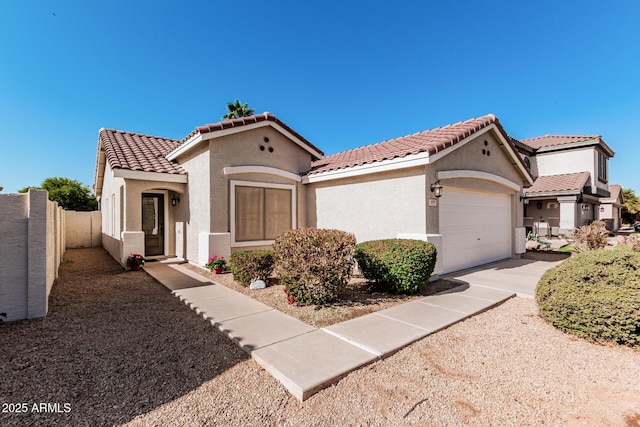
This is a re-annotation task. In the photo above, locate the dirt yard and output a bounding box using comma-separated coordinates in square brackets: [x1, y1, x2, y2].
[1, 248, 639, 426]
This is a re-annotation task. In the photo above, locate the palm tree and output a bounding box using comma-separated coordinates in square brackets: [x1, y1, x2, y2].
[222, 100, 255, 120]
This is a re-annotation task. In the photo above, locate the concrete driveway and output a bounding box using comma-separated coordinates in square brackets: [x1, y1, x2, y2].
[442, 257, 564, 298]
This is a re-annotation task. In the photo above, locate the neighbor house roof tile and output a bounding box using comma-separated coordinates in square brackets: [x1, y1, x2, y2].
[523, 172, 591, 194]
[520, 135, 600, 150]
[99, 129, 186, 175]
[309, 114, 511, 175]
[607, 184, 623, 201]
[177, 112, 324, 158]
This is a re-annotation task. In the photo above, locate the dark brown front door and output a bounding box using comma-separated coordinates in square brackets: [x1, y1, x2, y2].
[142, 194, 164, 256]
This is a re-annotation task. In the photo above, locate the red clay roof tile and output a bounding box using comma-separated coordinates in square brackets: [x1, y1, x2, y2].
[309, 114, 507, 175]
[523, 172, 591, 194]
[99, 129, 186, 175]
[607, 184, 623, 201]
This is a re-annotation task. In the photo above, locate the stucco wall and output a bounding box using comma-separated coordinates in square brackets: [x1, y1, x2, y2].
[427, 130, 526, 235]
[307, 168, 427, 243]
[65, 211, 102, 248]
[535, 147, 598, 189]
[99, 162, 125, 263]
[0, 190, 65, 322]
[209, 126, 313, 235]
[176, 126, 315, 263]
[178, 143, 210, 263]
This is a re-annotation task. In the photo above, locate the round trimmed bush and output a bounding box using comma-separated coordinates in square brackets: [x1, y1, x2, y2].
[229, 250, 274, 286]
[535, 250, 640, 348]
[273, 228, 356, 306]
[354, 239, 437, 294]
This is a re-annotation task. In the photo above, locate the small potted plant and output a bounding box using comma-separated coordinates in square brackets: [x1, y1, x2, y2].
[127, 254, 145, 271]
[205, 255, 226, 274]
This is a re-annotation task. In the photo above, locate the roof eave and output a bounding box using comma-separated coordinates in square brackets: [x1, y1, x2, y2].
[166, 120, 324, 161]
[535, 137, 614, 157]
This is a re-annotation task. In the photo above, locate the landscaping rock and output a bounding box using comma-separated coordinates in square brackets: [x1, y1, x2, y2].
[249, 279, 266, 290]
[526, 240, 541, 251]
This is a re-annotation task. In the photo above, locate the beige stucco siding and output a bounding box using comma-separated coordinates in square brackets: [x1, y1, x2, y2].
[536, 147, 596, 186]
[307, 168, 427, 243]
[99, 161, 125, 262]
[209, 126, 313, 237]
[177, 143, 210, 261]
[426, 131, 527, 235]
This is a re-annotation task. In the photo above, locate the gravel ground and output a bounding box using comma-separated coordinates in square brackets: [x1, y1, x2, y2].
[2, 247, 639, 426]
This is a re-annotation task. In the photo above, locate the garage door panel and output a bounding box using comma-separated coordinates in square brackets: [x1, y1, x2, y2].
[440, 187, 511, 273]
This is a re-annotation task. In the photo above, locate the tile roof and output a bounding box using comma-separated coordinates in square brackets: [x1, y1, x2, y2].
[523, 172, 590, 194]
[99, 129, 186, 175]
[177, 112, 323, 159]
[520, 135, 600, 150]
[607, 184, 623, 201]
[309, 114, 510, 175]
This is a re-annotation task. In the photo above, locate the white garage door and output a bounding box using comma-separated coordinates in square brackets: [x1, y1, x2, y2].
[439, 187, 511, 273]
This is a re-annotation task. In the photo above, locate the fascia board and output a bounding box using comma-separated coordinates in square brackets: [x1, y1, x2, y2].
[113, 169, 188, 183]
[166, 133, 203, 161]
[167, 121, 323, 161]
[535, 138, 614, 156]
[523, 189, 581, 198]
[302, 151, 430, 184]
[429, 124, 534, 186]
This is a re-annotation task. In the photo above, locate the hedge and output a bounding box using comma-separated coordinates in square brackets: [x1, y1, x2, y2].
[354, 239, 437, 294]
[229, 250, 274, 286]
[535, 250, 640, 348]
[273, 228, 356, 305]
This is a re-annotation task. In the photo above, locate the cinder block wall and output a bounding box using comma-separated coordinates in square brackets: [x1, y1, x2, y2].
[0, 190, 65, 322]
[65, 211, 102, 248]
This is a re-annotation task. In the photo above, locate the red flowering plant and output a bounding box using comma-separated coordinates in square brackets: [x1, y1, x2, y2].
[205, 255, 227, 271]
[126, 254, 145, 268]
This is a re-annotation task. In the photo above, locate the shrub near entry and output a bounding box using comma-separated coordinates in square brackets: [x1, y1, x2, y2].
[355, 239, 437, 294]
[572, 220, 609, 251]
[535, 250, 640, 348]
[273, 228, 356, 306]
[229, 250, 274, 286]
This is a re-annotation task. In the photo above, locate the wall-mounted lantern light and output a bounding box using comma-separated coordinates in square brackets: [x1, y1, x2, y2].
[430, 180, 443, 198]
[171, 195, 180, 207]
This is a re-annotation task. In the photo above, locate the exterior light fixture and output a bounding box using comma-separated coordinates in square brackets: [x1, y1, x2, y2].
[430, 180, 443, 198]
[171, 195, 180, 206]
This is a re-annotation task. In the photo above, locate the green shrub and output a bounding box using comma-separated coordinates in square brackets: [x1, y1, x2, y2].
[354, 239, 437, 294]
[273, 228, 356, 305]
[535, 250, 640, 348]
[572, 220, 609, 251]
[229, 250, 274, 286]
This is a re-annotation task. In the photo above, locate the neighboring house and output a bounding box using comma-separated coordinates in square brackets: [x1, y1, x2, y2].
[513, 135, 618, 234]
[600, 184, 624, 231]
[93, 112, 532, 276]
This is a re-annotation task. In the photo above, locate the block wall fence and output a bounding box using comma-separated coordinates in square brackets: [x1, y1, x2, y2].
[0, 191, 101, 322]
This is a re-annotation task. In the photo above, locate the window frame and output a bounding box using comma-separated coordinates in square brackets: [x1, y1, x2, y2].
[229, 180, 296, 247]
[597, 150, 608, 183]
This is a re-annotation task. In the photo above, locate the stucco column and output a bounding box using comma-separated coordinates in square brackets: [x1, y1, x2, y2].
[27, 190, 47, 319]
[557, 196, 579, 235]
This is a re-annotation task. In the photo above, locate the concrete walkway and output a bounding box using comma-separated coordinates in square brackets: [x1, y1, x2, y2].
[443, 258, 563, 298]
[143, 258, 557, 401]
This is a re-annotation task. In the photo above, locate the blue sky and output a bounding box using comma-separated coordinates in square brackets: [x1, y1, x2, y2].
[1, 1, 639, 194]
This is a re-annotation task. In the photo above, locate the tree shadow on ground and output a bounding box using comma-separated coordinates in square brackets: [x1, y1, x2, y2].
[0, 248, 249, 427]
